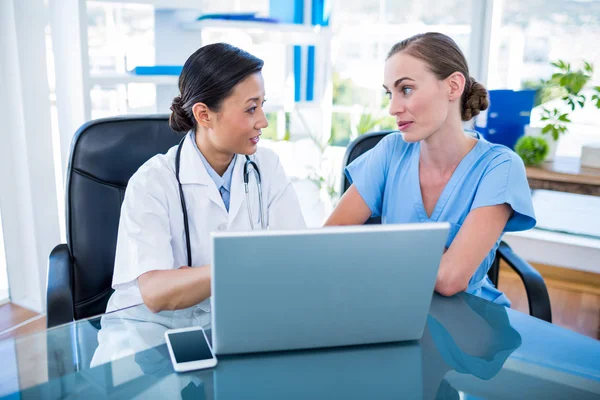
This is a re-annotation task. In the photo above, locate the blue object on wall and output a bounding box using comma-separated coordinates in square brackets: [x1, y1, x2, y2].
[129, 66, 182, 75]
[197, 14, 280, 23]
[306, 46, 315, 101]
[197, 13, 255, 21]
[312, 0, 331, 27]
[294, 46, 302, 102]
[269, 0, 303, 24]
[305, 0, 331, 101]
[270, 0, 304, 102]
[269, 0, 330, 103]
[475, 89, 536, 150]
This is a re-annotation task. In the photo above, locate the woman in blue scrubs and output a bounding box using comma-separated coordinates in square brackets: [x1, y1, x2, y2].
[325, 32, 536, 306]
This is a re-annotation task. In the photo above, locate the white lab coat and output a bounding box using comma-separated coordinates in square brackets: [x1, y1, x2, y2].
[105, 132, 306, 326]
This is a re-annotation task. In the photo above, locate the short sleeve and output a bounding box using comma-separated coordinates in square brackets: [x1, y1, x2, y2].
[344, 134, 398, 217]
[471, 152, 536, 232]
[112, 170, 175, 289]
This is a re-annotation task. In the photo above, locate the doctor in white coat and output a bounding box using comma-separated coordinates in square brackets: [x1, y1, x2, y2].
[104, 43, 305, 329]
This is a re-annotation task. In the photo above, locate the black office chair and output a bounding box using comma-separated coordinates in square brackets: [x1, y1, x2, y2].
[341, 131, 552, 323]
[46, 115, 181, 328]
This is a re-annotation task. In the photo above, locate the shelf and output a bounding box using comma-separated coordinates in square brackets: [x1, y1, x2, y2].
[88, 72, 293, 111]
[89, 72, 178, 86]
[90, 0, 204, 9]
[181, 20, 331, 45]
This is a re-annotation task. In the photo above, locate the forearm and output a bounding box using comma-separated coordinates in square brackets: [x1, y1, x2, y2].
[434, 256, 469, 297]
[138, 265, 211, 312]
[434, 205, 512, 297]
[324, 185, 371, 226]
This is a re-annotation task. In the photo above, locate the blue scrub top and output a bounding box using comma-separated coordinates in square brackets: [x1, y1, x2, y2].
[345, 132, 536, 307]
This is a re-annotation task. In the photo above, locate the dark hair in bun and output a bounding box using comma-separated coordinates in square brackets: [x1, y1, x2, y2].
[169, 43, 264, 132]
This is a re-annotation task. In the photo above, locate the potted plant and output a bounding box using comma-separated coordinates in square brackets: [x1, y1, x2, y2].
[527, 60, 600, 161]
[515, 136, 550, 167]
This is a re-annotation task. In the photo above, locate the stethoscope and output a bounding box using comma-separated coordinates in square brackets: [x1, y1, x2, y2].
[175, 135, 266, 267]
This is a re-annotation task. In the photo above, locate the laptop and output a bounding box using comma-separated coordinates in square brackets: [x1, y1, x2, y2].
[210, 222, 449, 355]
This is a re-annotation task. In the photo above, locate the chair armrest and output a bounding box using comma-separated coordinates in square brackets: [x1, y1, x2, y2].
[47, 244, 75, 328]
[497, 241, 552, 323]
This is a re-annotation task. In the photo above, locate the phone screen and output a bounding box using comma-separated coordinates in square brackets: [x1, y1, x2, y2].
[167, 329, 213, 363]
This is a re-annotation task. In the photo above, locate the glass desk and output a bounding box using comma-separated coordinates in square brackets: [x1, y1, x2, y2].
[1, 293, 599, 399]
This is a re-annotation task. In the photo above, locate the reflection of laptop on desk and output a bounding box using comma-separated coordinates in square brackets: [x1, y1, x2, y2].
[211, 223, 449, 355]
[214, 341, 422, 399]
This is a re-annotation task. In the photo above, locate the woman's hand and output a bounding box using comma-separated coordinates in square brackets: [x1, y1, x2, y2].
[138, 265, 211, 313]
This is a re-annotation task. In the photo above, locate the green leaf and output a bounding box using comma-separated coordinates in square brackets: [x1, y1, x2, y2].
[541, 108, 552, 118]
[551, 61, 562, 69]
[584, 61, 594, 74]
[578, 101, 585, 108]
[571, 74, 588, 94]
[553, 130, 559, 141]
[560, 76, 569, 86]
[356, 113, 387, 135]
[558, 114, 571, 123]
[542, 125, 553, 134]
[557, 60, 569, 71]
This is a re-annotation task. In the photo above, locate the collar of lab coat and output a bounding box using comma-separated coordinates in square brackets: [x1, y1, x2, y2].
[177, 131, 247, 221]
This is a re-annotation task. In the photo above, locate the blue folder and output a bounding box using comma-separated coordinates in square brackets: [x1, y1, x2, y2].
[475, 90, 536, 150]
[129, 66, 182, 76]
[197, 13, 279, 23]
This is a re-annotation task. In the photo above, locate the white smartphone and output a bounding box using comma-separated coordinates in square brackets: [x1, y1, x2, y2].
[164, 326, 217, 372]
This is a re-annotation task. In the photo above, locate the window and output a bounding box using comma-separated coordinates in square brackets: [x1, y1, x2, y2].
[488, 0, 600, 158]
[488, 0, 600, 91]
[87, 2, 156, 118]
[331, 0, 473, 146]
[489, 0, 600, 241]
[87, 2, 155, 74]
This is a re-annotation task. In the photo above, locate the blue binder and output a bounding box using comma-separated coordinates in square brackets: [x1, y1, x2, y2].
[475, 89, 536, 150]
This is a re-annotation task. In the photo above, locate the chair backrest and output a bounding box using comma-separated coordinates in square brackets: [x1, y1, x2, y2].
[340, 131, 396, 225]
[65, 115, 181, 320]
[340, 130, 500, 284]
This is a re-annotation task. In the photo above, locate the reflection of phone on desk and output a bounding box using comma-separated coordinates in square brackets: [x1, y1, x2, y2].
[165, 327, 217, 372]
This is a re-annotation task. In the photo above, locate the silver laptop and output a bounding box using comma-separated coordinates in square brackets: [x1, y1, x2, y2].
[210, 223, 449, 355]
